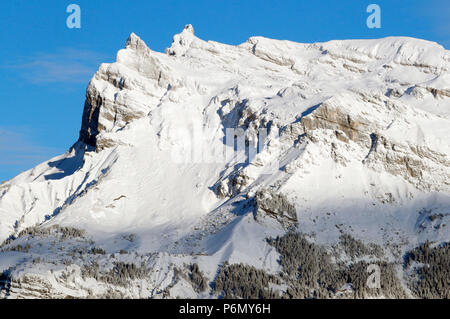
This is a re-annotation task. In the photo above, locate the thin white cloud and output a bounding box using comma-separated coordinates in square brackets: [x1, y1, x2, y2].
[1, 48, 108, 84]
[0, 127, 62, 167]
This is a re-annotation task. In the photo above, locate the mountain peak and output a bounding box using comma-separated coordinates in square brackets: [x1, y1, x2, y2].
[166, 24, 197, 56]
[125, 32, 151, 54]
[183, 24, 194, 35]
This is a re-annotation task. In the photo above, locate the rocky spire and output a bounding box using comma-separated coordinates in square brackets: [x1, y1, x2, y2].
[125, 32, 151, 55]
[166, 24, 196, 57]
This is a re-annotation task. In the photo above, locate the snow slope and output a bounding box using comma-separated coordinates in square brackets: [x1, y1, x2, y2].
[0, 25, 449, 298]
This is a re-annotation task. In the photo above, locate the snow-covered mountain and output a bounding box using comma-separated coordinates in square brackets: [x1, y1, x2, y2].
[0, 25, 449, 299]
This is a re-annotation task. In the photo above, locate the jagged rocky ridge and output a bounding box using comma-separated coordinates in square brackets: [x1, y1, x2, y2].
[0, 25, 449, 298]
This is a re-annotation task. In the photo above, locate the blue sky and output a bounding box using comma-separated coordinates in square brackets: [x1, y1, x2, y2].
[0, 0, 448, 181]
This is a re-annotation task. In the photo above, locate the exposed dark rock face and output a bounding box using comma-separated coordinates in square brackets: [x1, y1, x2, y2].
[78, 79, 144, 151]
[300, 95, 450, 192]
[301, 102, 372, 144]
[254, 189, 298, 227]
[77, 32, 169, 152]
[79, 94, 101, 148]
